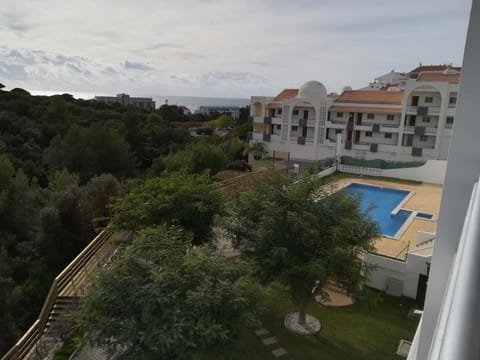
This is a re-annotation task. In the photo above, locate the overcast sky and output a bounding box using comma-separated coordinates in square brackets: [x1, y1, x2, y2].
[0, 0, 472, 98]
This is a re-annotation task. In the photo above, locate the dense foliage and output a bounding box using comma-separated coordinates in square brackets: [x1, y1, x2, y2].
[0, 87, 251, 355]
[77, 226, 263, 360]
[226, 172, 379, 326]
[112, 172, 223, 245]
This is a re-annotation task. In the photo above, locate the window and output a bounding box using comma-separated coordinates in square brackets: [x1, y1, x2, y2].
[292, 126, 298, 131]
[365, 131, 373, 137]
[293, 110, 299, 116]
[449, 97, 457, 105]
[425, 96, 433, 103]
[420, 135, 428, 142]
[423, 116, 431, 123]
[337, 112, 343, 118]
[335, 129, 342, 134]
[278, 109, 283, 115]
[446, 116, 454, 124]
[276, 125, 281, 130]
[384, 133, 393, 139]
[387, 114, 395, 120]
[367, 113, 375, 119]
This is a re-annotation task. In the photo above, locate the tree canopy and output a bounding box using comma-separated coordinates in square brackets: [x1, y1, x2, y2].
[112, 172, 223, 244]
[77, 226, 263, 360]
[226, 172, 379, 327]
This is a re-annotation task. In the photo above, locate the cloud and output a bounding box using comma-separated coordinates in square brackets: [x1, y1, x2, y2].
[0, 12, 31, 32]
[0, 63, 29, 81]
[124, 61, 155, 71]
[0, 0, 471, 97]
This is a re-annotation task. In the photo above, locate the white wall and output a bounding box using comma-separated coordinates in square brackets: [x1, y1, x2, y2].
[364, 252, 431, 299]
[382, 160, 446, 184]
[416, 2, 480, 358]
[338, 160, 446, 184]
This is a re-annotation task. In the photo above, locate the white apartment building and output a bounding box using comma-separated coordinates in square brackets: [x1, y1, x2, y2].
[94, 93, 156, 110]
[250, 67, 460, 164]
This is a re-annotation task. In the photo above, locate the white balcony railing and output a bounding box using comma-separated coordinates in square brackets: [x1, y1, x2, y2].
[427, 176, 480, 360]
[425, 127, 439, 135]
[405, 106, 441, 115]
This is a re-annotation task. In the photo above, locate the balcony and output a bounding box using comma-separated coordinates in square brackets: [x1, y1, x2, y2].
[405, 106, 441, 116]
[427, 177, 480, 360]
[377, 144, 398, 153]
[326, 121, 346, 130]
[425, 126, 438, 135]
[264, 116, 272, 124]
[352, 142, 370, 151]
[355, 122, 373, 131]
[380, 124, 401, 132]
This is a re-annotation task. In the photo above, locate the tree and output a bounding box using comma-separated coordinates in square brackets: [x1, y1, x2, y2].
[226, 172, 379, 331]
[112, 172, 223, 244]
[248, 141, 267, 160]
[204, 114, 232, 129]
[159, 140, 227, 176]
[43, 124, 136, 182]
[77, 226, 262, 360]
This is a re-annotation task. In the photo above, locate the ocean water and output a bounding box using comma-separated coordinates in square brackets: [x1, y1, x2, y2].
[28, 90, 249, 112]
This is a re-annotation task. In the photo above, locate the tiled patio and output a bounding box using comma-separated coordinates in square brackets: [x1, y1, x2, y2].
[333, 178, 442, 258]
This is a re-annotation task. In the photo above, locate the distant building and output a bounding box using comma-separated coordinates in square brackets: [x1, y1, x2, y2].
[194, 106, 241, 119]
[94, 93, 155, 110]
[177, 105, 191, 115]
[250, 64, 460, 163]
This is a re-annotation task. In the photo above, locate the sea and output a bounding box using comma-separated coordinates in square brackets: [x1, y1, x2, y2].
[28, 90, 249, 112]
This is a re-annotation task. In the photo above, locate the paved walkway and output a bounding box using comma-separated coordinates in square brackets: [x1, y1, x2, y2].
[253, 321, 293, 359]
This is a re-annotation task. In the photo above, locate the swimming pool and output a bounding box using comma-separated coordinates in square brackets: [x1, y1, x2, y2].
[345, 183, 413, 237]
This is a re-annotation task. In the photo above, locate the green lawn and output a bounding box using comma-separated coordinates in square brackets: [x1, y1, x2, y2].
[209, 285, 419, 360]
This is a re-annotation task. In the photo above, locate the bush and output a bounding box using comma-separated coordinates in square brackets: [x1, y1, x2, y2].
[225, 160, 252, 172]
[196, 127, 214, 135]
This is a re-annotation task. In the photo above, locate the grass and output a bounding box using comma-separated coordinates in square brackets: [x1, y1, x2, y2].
[209, 285, 418, 360]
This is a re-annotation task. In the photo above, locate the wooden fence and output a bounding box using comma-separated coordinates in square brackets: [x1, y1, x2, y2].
[1, 229, 128, 360]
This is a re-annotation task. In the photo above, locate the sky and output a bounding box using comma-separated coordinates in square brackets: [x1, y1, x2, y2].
[0, 0, 472, 99]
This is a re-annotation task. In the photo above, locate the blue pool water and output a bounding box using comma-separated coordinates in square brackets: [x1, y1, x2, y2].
[345, 183, 412, 237]
[416, 212, 433, 219]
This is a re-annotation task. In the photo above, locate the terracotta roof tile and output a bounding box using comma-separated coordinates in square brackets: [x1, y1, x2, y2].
[410, 65, 461, 73]
[267, 102, 282, 108]
[335, 90, 404, 105]
[416, 73, 460, 84]
[330, 106, 402, 113]
[274, 89, 299, 101]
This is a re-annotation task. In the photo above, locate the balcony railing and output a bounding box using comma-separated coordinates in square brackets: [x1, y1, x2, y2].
[406, 106, 441, 116]
[427, 176, 480, 360]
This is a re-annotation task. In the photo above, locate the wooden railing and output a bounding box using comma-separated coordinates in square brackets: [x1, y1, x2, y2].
[3, 167, 280, 359]
[2, 228, 126, 360]
[214, 169, 270, 194]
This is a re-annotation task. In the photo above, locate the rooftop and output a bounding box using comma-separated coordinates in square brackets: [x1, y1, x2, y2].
[409, 65, 462, 73]
[335, 90, 404, 105]
[273, 89, 299, 101]
[416, 73, 461, 84]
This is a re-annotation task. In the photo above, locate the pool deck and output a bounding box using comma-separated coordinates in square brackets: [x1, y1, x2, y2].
[333, 178, 442, 259]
